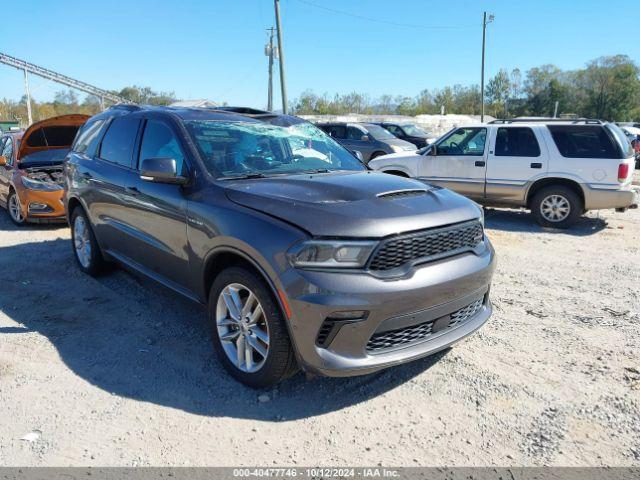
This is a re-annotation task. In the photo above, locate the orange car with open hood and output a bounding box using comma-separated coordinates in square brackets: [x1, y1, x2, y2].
[0, 114, 89, 225]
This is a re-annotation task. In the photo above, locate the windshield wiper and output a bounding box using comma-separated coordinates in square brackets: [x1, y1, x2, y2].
[301, 168, 332, 174]
[218, 172, 268, 180]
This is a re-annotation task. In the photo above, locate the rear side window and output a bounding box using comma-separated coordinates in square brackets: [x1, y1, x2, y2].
[495, 127, 540, 157]
[99, 117, 141, 168]
[25, 126, 80, 147]
[347, 126, 364, 140]
[74, 119, 107, 156]
[322, 125, 347, 139]
[548, 125, 620, 159]
[139, 120, 185, 173]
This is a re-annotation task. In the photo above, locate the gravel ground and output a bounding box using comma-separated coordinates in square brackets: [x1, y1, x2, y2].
[0, 192, 639, 466]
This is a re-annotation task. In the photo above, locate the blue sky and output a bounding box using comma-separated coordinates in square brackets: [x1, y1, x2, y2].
[1, 0, 638, 108]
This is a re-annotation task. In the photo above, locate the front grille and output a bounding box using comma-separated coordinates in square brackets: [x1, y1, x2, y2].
[366, 297, 484, 353]
[368, 220, 483, 272]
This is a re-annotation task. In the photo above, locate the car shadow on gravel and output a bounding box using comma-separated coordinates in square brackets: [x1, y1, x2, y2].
[0, 234, 444, 421]
[484, 208, 607, 236]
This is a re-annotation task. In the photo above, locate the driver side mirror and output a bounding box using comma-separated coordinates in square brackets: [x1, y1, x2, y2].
[360, 135, 370, 142]
[140, 157, 187, 185]
[351, 150, 364, 161]
[0, 156, 6, 166]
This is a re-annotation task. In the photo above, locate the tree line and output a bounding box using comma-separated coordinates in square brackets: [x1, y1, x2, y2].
[0, 86, 177, 125]
[291, 55, 640, 121]
[2, 55, 639, 124]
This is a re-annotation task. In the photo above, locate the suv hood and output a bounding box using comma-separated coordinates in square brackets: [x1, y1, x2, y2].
[224, 171, 481, 238]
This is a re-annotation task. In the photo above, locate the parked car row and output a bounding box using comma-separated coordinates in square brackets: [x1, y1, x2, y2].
[369, 118, 638, 228]
[2, 106, 638, 388]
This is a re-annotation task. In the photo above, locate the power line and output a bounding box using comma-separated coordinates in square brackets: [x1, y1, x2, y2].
[295, 0, 474, 30]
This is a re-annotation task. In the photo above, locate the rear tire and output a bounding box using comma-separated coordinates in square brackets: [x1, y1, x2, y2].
[208, 267, 298, 388]
[6, 189, 26, 226]
[530, 185, 582, 229]
[70, 207, 108, 276]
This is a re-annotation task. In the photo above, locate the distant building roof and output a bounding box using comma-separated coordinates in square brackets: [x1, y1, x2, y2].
[170, 99, 219, 108]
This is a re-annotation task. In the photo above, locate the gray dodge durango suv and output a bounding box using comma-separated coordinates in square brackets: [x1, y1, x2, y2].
[64, 105, 496, 388]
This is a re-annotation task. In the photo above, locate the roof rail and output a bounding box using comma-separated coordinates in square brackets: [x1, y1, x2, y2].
[489, 117, 603, 125]
[109, 104, 142, 112]
[213, 106, 273, 115]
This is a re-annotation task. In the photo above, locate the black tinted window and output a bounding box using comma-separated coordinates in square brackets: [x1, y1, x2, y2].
[321, 125, 347, 139]
[347, 126, 364, 140]
[99, 117, 140, 167]
[74, 119, 107, 156]
[548, 125, 620, 159]
[139, 120, 185, 173]
[495, 127, 540, 157]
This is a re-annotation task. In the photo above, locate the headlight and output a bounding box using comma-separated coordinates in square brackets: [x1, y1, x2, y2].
[21, 176, 63, 192]
[478, 205, 485, 227]
[288, 240, 377, 269]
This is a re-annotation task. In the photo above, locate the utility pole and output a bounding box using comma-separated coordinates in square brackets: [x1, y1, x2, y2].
[274, 0, 288, 114]
[23, 68, 33, 125]
[265, 27, 277, 111]
[480, 11, 494, 123]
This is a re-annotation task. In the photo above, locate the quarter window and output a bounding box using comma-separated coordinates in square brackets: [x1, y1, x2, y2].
[548, 125, 619, 159]
[139, 120, 185, 173]
[437, 128, 486, 156]
[99, 117, 141, 168]
[495, 127, 541, 157]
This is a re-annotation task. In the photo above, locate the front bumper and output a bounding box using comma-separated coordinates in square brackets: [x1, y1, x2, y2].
[281, 237, 496, 377]
[14, 186, 66, 223]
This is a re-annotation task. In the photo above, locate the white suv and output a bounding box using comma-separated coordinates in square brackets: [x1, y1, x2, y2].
[368, 119, 638, 228]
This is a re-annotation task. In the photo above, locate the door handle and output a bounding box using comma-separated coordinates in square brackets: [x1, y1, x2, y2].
[474, 161, 486, 167]
[530, 162, 542, 169]
[125, 186, 140, 196]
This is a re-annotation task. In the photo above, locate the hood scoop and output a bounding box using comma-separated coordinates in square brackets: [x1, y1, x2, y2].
[377, 189, 427, 199]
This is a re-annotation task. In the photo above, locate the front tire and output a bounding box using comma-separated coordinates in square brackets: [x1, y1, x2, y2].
[530, 185, 582, 228]
[7, 190, 26, 226]
[71, 207, 108, 276]
[209, 267, 298, 388]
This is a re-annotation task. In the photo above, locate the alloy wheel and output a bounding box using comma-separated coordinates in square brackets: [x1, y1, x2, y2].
[8, 193, 24, 223]
[540, 194, 571, 223]
[73, 215, 92, 268]
[216, 283, 270, 373]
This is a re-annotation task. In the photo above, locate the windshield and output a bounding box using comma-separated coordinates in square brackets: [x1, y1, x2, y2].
[362, 124, 396, 140]
[19, 148, 69, 168]
[185, 121, 366, 179]
[401, 124, 429, 136]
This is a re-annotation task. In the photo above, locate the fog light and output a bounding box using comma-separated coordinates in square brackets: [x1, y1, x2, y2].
[28, 202, 52, 213]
